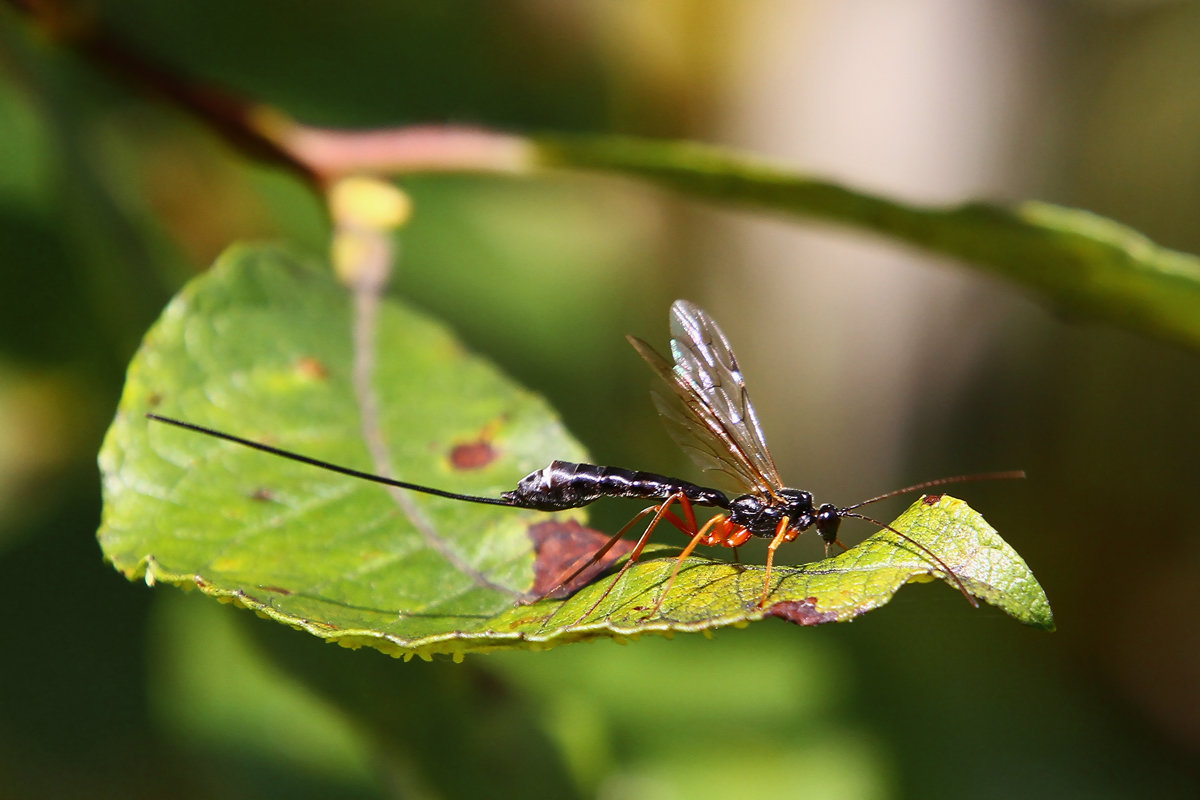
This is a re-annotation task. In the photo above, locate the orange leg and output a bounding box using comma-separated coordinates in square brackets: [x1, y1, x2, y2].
[641, 513, 728, 620]
[572, 492, 701, 621]
[541, 504, 662, 600]
[539, 490, 705, 599]
[757, 515, 791, 608]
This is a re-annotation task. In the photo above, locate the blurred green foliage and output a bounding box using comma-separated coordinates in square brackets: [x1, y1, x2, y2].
[3, 2, 1200, 799]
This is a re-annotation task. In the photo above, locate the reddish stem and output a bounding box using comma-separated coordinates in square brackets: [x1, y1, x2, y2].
[4, 0, 531, 187]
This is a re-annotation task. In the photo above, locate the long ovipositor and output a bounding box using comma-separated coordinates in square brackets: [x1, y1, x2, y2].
[145, 414, 728, 512]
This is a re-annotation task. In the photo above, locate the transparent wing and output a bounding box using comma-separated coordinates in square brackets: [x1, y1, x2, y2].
[628, 300, 784, 497]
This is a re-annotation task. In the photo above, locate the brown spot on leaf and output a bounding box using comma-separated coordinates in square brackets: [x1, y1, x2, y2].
[922, 494, 943, 506]
[250, 487, 274, 502]
[448, 418, 505, 470]
[764, 596, 842, 626]
[146, 392, 163, 408]
[295, 356, 329, 380]
[449, 440, 497, 470]
[528, 519, 636, 599]
[259, 585, 293, 596]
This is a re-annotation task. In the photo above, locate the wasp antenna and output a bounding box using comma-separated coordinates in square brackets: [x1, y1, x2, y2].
[840, 510, 979, 608]
[145, 413, 516, 507]
[839, 470, 1025, 513]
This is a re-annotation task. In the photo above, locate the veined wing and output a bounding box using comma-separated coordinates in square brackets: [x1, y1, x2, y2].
[628, 300, 784, 497]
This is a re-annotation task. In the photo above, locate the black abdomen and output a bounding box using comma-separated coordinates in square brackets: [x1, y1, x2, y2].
[502, 460, 728, 511]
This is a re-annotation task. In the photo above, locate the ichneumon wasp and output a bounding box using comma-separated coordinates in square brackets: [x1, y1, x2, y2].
[147, 300, 1021, 618]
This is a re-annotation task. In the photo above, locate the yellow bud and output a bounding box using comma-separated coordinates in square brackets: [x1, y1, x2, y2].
[328, 176, 412, 230]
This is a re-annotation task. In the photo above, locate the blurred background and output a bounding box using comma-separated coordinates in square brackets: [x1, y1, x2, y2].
[2, 1, 1199, 797]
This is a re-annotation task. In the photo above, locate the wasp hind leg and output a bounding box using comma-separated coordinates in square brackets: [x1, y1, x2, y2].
[640, 513, 732, 621]
[567, 492, 701, 623]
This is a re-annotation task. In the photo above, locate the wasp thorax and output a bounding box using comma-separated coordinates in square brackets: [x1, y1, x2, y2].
[728, 494, 774, 535]
[729, 489, 818, 537]
[777, 488, 815, 518]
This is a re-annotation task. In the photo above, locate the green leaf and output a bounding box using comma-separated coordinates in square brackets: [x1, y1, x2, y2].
[497, 494, 1054, 636]
[99, 245, 1052, 662]
[535, 135, 1200, 352]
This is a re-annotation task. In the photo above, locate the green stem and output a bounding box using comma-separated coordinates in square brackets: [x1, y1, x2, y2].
[536, 135, 1200, 350]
